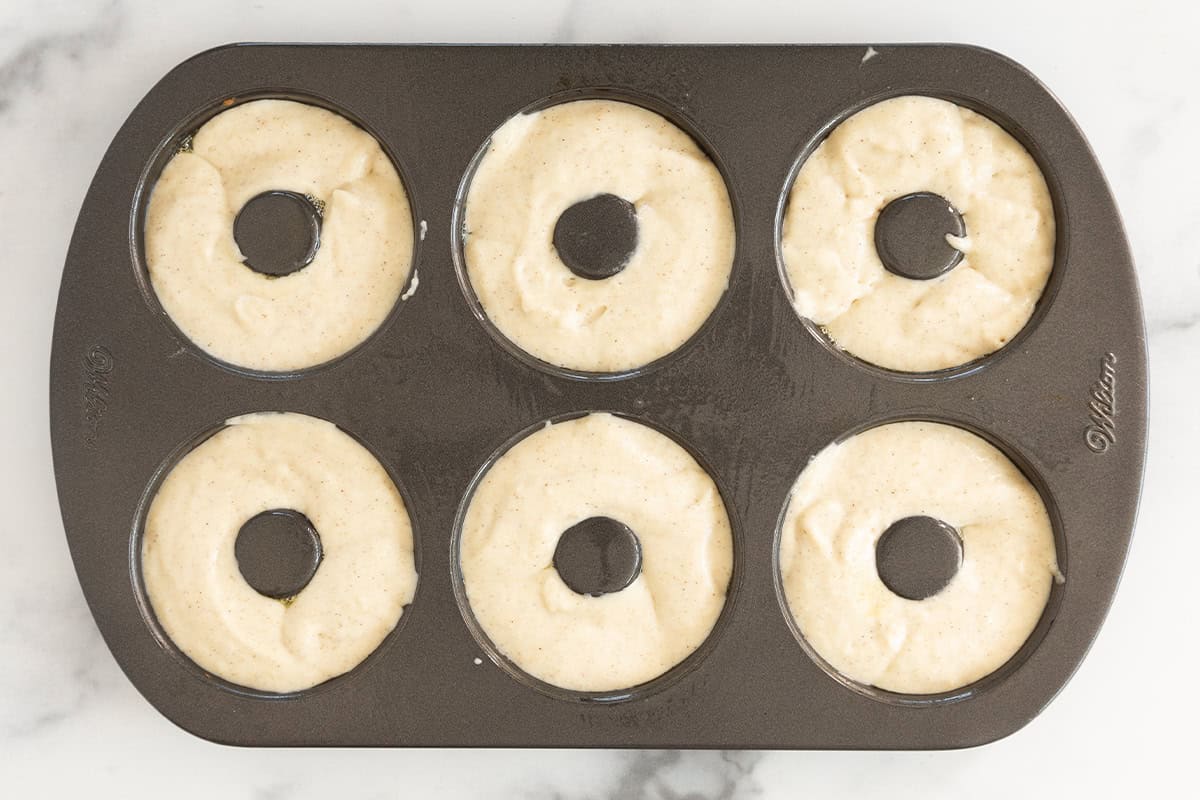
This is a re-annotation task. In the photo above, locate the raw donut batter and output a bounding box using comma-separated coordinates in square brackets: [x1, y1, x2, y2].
[778, 421, 1060, 695]
[142, 412, 418, 693]
[458, 413, 733, 692]
[780, 95, 1055, 372]
[461, 99, 735, 373]
[144, 99, 413, 372]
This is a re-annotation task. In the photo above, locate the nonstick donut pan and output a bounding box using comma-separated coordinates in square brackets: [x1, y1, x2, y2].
[50, 44, 1147, 748]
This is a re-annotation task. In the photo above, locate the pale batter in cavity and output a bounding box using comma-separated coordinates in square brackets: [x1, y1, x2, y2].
[780, 95, 1055, 372]
[778, 421, 1060, 695]
[459, 413, 733, 692]
[144, 99, 413, 372]
[142, 412, 417, 693]
[461, 99, 735, 373]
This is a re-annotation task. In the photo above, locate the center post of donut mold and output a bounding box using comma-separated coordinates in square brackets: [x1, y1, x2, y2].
[233, 190, 323, 277]
[235, 508, 324, 600]
[552, 516, 643, 596]
[552, 193, 639, 280]
[875, 515, 963, 601]
[873, 191, 967, 281]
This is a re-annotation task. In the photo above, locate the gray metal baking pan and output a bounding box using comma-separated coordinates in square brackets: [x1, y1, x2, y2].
[49, 43, 1146, 748]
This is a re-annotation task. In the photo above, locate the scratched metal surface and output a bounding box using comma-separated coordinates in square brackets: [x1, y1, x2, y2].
[49, 44, 1146, 748]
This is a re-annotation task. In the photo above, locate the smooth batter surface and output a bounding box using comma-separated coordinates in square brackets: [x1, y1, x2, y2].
[145, 99, 413, 372]
[462, 99, 735, 373]
[459, 413, 733, 692]
[142, 412, 418, 693]
[781, 95, 1055, 372]
[779, 421, 1060, 695]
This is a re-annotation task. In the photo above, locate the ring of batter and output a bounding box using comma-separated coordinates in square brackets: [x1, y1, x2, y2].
[141, 412, 418, 694]
[460, 98, 735, 374]
[144, 98, 414, 372]
[780, 95, 1055, 373]
[778, 421, 1061, 695]
[457, 413, 734, 693]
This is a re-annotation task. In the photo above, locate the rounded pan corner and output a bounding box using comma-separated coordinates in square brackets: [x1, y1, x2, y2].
[159, 41, 254, 78]
[149, 700, 256, 748]
[945, 704, 1051, 752]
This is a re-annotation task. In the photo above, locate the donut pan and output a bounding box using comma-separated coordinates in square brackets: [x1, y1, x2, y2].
[50, 44, 1147, 748]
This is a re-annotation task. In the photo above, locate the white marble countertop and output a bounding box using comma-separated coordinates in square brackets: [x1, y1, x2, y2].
[3, 0, 1196, 796]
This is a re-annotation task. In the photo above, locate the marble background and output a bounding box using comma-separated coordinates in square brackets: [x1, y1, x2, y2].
[2, 0, 1196, 796]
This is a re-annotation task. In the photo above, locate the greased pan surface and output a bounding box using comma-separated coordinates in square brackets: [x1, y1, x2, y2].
[50, 44, 1146, 748]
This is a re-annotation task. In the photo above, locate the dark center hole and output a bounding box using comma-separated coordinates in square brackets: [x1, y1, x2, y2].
[874, 191, 966, 281]
[235, 508, 323, 600]
[875, 515, 963, 601]
[233, 190, 322, 277]
[553, 516, 642, 597]
[552, 193, 639, 280]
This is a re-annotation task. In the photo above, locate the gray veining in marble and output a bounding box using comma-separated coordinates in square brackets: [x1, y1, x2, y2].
[0, 1, 123, 110]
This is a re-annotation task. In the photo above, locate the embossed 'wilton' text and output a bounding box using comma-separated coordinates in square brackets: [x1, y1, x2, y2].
[82, 345, 113, 450]
[1085, 352, 1117, 453]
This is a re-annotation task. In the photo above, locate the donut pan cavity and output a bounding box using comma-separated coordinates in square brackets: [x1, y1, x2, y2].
[51, 44, 1146, 748]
